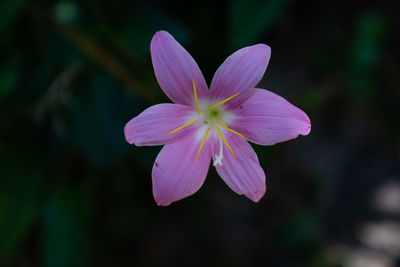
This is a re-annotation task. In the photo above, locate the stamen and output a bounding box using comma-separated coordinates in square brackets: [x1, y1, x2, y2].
[165, 119, 198, 135]
[216, 126, 235, 158]
[193, 80, 200, 115]
[216, 121, 248, 139]
[208, 93, 240, 111]
[195, 127, 210, 161]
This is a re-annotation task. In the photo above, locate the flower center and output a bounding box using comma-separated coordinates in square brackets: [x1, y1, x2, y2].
[203, 108, 223, 126]
[165, 80, 248, 165]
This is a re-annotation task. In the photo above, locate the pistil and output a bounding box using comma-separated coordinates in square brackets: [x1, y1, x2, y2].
[213, 137, 224, 166]
[216, 126, 235, 158]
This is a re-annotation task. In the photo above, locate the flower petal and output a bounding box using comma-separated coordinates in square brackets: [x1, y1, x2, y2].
[230, 89, 311, 145]
[152, 131, 212, 206]
[210, 44, 271, 109]
[124, 103, 198, 146]
[150, 30, 209, 106]
[211, 131, 266, 202]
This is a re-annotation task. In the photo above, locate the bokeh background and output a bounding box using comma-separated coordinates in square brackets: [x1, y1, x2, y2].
[1, 0, 400, 266]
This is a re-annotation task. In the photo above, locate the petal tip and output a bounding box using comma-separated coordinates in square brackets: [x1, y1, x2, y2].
[154, 30, 170, 38]
[155, 199, 171, 206]
[253, 43, 271, 58]
[256, 43, 271, 51]
[303, 122, 311, 136]
[153, 191, 172, 206]
[124, 120, 134, 145]
[152, 30, 174, 44]
[246, 188, 266, 203]
[301, 115, 312, 136]
[151, 30, 171, 49]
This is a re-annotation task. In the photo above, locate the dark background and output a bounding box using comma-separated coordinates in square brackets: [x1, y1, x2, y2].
[1, 0, 399, 266]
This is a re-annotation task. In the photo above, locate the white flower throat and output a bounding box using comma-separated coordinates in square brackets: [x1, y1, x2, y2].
[165, 80, 248, 165]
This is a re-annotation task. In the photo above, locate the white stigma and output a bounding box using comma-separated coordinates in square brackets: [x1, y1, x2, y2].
[213, 136, 224, 166]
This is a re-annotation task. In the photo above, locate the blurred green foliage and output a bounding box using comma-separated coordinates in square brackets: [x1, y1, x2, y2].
[229, 0, 291, 49]
[0, 0, 25, 32]
[41, 184, 90, 267]
[0, 146, 42, 263]
[0, 60, 19, 97]
[348, 12, 388, 99]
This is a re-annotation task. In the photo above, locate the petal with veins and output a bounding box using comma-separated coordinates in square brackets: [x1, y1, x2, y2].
[151, 31, 210, 106]
[230, 89, 311, 146]
[211, 131, 266, 202]
[124, 104, 198, 146]
[152, 132, 212, 206]
[210, 44, 271, 109]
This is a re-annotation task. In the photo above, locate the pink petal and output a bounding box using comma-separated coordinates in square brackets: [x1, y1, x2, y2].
[211, 132, 266, 202]
[152, 132, 212, 206]
[124, 103, 198, 146]
[150, 31, 210, 106]
[230, 89, 311, 145]
[210, 44, 271, 109]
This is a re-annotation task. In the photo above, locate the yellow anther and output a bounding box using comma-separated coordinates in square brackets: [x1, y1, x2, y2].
[195, 127, 210, 161]
[216, 121, 248, 139]
[193, 80, 200, 115]
[208, 93, 240, 111]
[165, 119, 198, 135]
[216, 126, 235, 158]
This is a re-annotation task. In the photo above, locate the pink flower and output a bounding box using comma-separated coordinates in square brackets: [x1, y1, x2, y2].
[124, 30, 311, 206]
